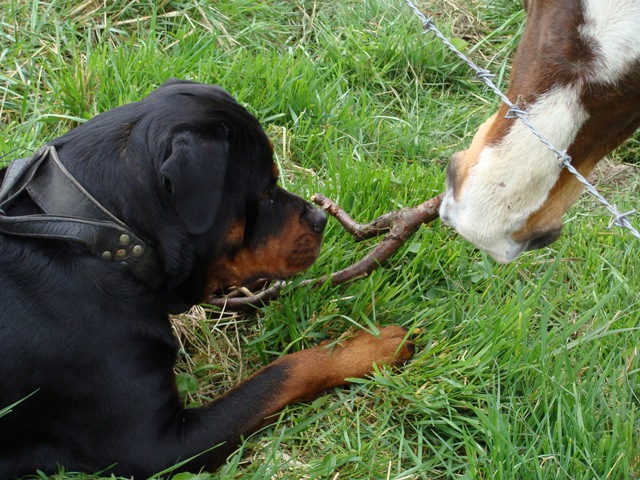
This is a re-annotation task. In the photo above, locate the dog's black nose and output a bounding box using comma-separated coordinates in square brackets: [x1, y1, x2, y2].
[303, 204, 327, 234]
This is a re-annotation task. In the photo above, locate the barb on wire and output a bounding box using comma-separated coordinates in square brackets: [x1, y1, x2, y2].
[404, 0, 640, 241]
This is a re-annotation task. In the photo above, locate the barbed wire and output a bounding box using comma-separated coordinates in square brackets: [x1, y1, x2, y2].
[404, 0, 640, 241]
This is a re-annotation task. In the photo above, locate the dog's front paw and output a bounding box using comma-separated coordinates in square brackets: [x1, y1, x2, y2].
[324, 326, 415, 379]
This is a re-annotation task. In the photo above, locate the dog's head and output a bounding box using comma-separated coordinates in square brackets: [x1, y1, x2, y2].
[50, 79, 326, 312]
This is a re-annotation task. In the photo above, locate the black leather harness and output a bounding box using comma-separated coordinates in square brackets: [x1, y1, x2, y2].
[0, 146, 165, 289]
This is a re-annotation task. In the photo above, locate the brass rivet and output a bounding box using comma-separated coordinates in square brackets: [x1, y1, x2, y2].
[119, 234, 131, 246]
[132, 245, 144, 257]
[101, 251, 112, 260]
[115, 249, 127, 260]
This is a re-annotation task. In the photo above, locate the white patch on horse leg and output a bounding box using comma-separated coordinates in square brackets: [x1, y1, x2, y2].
[580, 0, 640, 84]
[441, 85, 588, 263]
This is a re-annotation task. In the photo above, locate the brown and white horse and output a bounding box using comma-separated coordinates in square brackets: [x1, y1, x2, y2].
[440, 0, 640, 263]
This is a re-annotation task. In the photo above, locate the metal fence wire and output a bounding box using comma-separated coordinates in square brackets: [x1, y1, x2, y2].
[404, 0, 640, 241]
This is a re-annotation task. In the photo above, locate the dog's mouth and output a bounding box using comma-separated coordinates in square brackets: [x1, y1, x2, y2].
[205, 231, 324, 296]
[207, 244, 321, 297]
[285, 232, 323, 270]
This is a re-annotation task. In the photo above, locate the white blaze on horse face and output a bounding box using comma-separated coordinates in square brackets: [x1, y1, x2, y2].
[580, 0, 640, 84]
[440, 86, 588, 263]
[441, 0, 640, 263]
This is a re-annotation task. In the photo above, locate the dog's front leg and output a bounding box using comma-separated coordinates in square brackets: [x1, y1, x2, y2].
[177, 325, 414, 472]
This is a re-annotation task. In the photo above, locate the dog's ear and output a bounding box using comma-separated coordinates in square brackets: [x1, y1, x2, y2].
[160, 131, 227, 235]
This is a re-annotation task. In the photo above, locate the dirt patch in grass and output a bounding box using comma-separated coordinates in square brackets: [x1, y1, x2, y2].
[588, 158, 639, 189]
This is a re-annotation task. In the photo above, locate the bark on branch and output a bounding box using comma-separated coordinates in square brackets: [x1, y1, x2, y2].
[209, 193, 444, 311]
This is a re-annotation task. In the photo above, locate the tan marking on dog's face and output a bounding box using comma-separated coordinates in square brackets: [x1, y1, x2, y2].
[223, 222, 245, 247]
[204, 191, 325, 296]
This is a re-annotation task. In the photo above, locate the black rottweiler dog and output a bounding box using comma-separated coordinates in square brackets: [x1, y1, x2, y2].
[0, 79, 414, 478]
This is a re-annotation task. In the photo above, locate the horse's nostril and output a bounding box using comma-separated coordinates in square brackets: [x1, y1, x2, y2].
[525, 226, 563, 251]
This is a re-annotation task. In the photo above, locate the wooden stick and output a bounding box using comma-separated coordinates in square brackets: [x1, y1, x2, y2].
[311, 193, 443, 241]
[311, 193, 444, 283]
[208, 193, 444, 310]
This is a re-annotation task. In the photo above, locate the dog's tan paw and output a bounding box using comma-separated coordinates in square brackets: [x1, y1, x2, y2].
[274, 325, 416, 404]
[325, 325, 416, 379]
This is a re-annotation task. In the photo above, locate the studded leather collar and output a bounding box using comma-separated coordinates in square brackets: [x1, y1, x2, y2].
[0, 146, 165, 289]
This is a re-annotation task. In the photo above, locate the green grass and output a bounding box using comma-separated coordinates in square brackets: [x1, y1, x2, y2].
[2, 1, 640, 479]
